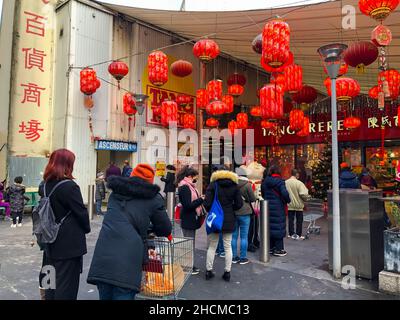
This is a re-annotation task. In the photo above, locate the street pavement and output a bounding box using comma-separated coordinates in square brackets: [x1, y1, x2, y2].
[0, 214, 398, 300]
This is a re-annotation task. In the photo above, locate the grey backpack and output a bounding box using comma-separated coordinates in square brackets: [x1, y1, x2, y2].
[32, 180, 71, 245]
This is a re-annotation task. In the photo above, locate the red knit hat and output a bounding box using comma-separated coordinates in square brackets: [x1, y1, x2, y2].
[131, 164, 155, 183]
[340, 162, 349, 169]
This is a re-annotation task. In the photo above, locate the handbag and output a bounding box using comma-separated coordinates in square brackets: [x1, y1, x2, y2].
[205, 183, 224, 234]
[174, 203, 182, 221]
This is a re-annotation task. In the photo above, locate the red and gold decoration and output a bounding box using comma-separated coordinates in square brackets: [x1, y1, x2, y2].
[161, 100, 177, 127]
[250, 106, 262, 117]
[183, 113, 196, 129]
[289, 109, 305, 132]
[285, 64, 303, 93]
[296, 116, 310, 137]
[222, 95, 234, 113]
[236, 112, 249, 129]
[193, 39, 220, 63]
[344, 41, 378, 73]
[262, 18, 290, 69]
[259, 84, 284, 120]
[291, 85, 317, 111]
[80, 68, 101, 97]
[228, 120, 237, 134]
[171, 60, 193, 77]
[358, 0, 399, 21]
[176, 94, 192, 107]
[196, 89, 209, 109]
[152, 105, 162, 117]
[371, 24, 393, 47]
[369, 85, 379, 99]
[378, 69, 400, 101]
[148, 51, 168, 87]
[207, 79, 223, 101]
[227, 73, 247, 86]
[261, 120, 276, 129]
[323, 62, 348, 77]
[228, 84, 244, 97]
[108, 61, 128, 90]
[270, 72, 286, 91]
[324, 77, 361, 101]
[252, 33, 262, 54]
[123, 92, 137, 130]
[206, 117, 219, 127]
[206, 99, 226, 116]
[344, 116, 361, 129]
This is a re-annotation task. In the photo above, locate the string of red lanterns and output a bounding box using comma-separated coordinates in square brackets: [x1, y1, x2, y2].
[148, 51, 168, 86]
[259, 84, 284, 120]
[193, 39, 220, 63]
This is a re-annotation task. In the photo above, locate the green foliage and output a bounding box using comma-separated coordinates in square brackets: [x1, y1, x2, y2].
[311, 143, 332, 201]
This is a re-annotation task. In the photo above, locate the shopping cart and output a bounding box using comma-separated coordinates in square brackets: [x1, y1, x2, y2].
[137, 236, 193, 300]
[303, 213, 323, 239]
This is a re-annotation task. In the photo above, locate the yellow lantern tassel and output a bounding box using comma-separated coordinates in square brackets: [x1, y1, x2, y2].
[356, 64, 365, 74]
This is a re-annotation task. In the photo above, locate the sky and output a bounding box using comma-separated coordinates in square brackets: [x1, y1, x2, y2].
[98, 0, 328, 11]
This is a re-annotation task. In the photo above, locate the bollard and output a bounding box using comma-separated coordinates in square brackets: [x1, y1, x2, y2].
[88, 185, 95, 220]
[167, 192, 175, 221]
[260, 200, 270, 263]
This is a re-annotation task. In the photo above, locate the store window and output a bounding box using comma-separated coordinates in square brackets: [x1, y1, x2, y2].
[342, 147, 362, 174]
[254, 146, 267, 164]
[267, 145, 295, 179]
[296, 144, 326, 182]
[366, 146, 399, 189]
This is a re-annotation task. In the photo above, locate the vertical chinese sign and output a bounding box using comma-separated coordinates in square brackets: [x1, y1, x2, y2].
[8, 0, 55, 156]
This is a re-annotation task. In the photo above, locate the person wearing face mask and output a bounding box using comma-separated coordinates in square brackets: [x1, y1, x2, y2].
[176, 166, 205, 275]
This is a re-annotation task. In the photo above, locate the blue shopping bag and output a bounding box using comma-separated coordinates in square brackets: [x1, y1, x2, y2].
[206, 182, 224, 234]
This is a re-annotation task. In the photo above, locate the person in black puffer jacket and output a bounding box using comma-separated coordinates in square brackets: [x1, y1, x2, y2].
[161, 165, 176, 194]
[339, 162, 361, 189]
[87, 164, 172, 300]
[203, 169, 243, 282]
[261, 166, 291, 257]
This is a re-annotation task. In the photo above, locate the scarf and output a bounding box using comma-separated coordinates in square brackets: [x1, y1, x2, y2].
[178, 177, 202, 216]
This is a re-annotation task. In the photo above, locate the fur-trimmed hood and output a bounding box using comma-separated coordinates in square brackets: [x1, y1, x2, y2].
[210, 170, 239, 185]
[107, 176, 160, 199]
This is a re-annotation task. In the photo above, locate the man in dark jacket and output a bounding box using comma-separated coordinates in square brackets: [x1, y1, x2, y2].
[161, 165, 176, 194]
[7, 176, 29, 227]
[261, 166, 291, 257]
[105, 162, 121, 181]
[203, 169, 243, 282]
[87, 164, 172, 300]
[121, 160, 132, 178]
[339, 163, 361, 189]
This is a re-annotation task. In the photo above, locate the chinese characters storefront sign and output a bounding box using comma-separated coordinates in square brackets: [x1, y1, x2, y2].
[8, 0, 56, 155]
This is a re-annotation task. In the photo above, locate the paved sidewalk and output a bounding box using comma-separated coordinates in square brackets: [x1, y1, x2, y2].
[0, 215, 397, 300]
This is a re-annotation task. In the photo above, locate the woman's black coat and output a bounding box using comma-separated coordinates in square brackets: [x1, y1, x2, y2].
[178, 184, 203, 230]
[87, 176, 172, 291]
[203, 170, 243, 233]
[161, 171, 176, 193]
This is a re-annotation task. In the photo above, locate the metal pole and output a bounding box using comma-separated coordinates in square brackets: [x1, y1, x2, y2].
[260, 200, 270, 263]
[137, 115, 142, 164]
[88, 185, 94, 220]
[167, 192, 175, 221]
[331, 78, 341, 279]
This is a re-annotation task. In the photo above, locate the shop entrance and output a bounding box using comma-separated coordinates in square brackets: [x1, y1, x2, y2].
[96, 150, 134, 175]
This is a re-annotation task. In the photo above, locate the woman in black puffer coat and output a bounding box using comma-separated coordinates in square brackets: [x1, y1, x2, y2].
[261, 166, 291, 257]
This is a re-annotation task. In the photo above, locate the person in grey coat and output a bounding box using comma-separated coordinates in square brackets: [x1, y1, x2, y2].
[95, 172, 106, 216]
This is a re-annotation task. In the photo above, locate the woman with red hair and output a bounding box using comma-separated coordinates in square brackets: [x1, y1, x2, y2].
[38, 148, 90, 300]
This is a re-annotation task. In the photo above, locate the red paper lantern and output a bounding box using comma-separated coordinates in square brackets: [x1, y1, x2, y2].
[123, 92, 136, 115]
[296, 116, 310, 137]
[250, 106, 262, 117]
[161, 100, 177, 127]
[227, 73, 247, 86]
[371, 24, 393, 46]
[285, 64, 303, 93]
[270, 73, 286, 91]
[207, 79, 223, 101]
[291, 85, 317, 104]
[261, 51, 293, 73]
[289, 109, 305, 132]
[80, 68, 100, 96]
[108, 61, 129, 89]
[262, 18, 290, 69]
[344, 41, 378, 73]
[344, 116, 361, 129]
[183, 113, 196, 129]
[196, 89, 209, 109]
[378, 69, 400, 101]
[193, 39, 220, 63]
[228, 120, 238, 134]
[236, 113, 248, 129]
[252, 34, 262, 54]
[206, 100, 226, 116]
[222, 95, 234, 113]
[148, 51, 168, 86]
[358, 0, 399, 20]
[206, 117, 219, 127]
[261, 120, 276, 129]
[259, 84, 284, 120]
[323, 62, 348, 77]
[171, 60, 192, 77]
[176, 94, 192, 107]
[369, 86, 379, 99]
[324, 77, 360, 101]
[228, 84, 244, 97]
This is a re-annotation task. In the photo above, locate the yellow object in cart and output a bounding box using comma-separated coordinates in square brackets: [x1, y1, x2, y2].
[142, 264, 185, 297]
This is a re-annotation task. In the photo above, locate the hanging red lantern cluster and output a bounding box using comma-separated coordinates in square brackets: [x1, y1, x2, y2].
[292, 85, 317, 105]
[227, 73, 247, 86]
[80, 68, 101, 96]
[296, 116, 310, 137]
[207, 79, 223, 101]
[222, 95, 234, 113]
[193, 39, 220, 63]
[206, 100, 226, 116]
[123, 93, 136, 116]
[285, 64, 303, 93]
[323, 62, 348, 77]
[250, 106, 262, 117]
[176, 94, 192, 107]
[252, 34, 262, 54]
[161, 100, 177, 127]
[196, 89, 209, 109]
[108, 61, 129, 90]
[206, 117, 219, 127]
[171, 60, 193, 77]
[262, 18, 290, 69]
[183, 113, 196, 129]
[369, 85, 379, 99]
[371, 24, 393, 47]
[261, 51, 294, 73]
[324, 77, 361, 101]
[289, 109, 305, 132]
[358, 0, 399, 21]
[148, 51, 168, 86]
[344, 116, 361, 129]
[259, 84, 284, 120]
[228, 84, 244, 97]
[344, 41, 378, 73]
[236, 113, 248, 129]
[261, 120, 276, 129]
[270, 73, 286, 91]
[378, 69, 400, 101]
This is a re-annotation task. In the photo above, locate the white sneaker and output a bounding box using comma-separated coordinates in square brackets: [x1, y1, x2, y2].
[11, 224, 17, 228]
[291, 234, 299, 240]
[17, 223, 22, 227]
[297, 236, 305, 240]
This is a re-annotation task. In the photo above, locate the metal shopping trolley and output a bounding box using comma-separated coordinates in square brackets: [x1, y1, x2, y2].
[303, 212, 323, 239]
[137, 236, 193, 300]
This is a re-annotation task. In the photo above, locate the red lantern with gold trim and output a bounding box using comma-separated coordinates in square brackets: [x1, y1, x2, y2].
[80, 68, 100, 96]
[196, 89, 209, 109]
[270, 73, 286, 91]
[228, 84, 244, 97]
[369, 86, 379, 99]
[344, 41, 378, 73]
[285, 64, 303, 93]
[250, 106, 262, 117]
[259, 84, 284, 120]
[358, 0, 399, 21]
[206, 117, 219, 127]
[222, 95, 234, 113]
[261, 120, 276, 129]
[176, 94, 192, 107]
[183, 113, 196, 129]
[324, 77, 360, 101]
[344, 116, 361, 129]
[262, 18, 290, 69]
[378, 69, 400, 101]
[261, 51, 293, 73]
[148, 51, 168, 87]
[171, 60, 192, 77]
[207, 79, 223, 101]
[291, 85, 317, 111]
[206, 100, 226, 116]
[289, 109, 305, 132]
[108, 61, 129, 90]
[193, 39, 220, 63]
[236, 113, 248, 129]
[161, 100, 177, 127]
[228, 120, 237, 134]
[296, 116, 310, 137]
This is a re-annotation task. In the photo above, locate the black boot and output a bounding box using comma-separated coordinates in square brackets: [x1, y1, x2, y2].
[222, 271, 231, 282]
[205, 270, 215, 280]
